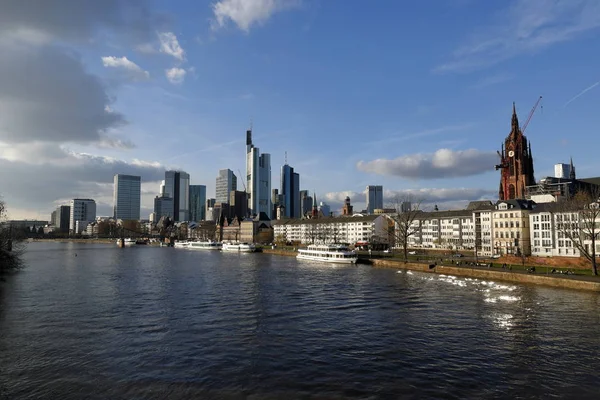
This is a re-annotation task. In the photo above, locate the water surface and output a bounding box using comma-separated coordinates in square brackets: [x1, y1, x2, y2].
[1, 242, 599, 399]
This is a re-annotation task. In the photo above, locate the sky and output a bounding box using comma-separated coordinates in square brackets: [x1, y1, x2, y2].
[1, 0, 600, 220]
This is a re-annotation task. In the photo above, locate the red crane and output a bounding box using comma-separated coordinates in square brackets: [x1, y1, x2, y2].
[521, 95, 542, 135]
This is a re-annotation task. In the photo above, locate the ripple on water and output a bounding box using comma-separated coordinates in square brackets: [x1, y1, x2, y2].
[1, 242, 600, 399]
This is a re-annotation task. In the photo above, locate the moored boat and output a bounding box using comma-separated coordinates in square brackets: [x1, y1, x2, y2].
[173, 240, 191, 248]
[297, 244, 358, 264]
[189, 241, 222, 250]
[116, 238, 137, 247]
[222, 242, 256, 253]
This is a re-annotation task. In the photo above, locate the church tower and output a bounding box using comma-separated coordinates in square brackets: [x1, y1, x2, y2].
[497, 103, 536, 200]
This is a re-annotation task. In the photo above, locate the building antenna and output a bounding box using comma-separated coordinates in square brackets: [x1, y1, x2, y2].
[249, 117, 253, 131]
[285, 151, 288, 165]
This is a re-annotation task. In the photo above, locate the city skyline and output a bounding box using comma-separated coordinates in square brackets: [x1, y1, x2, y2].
[2, 1, 600, 220]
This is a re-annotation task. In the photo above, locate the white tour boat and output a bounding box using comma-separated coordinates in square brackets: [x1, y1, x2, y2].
[297, 244, 358, 264]
[173, 240, 191, 248]
[189, 241, 223, 250]
[222, 242, 256, 253]
[116, 238, 137, 247]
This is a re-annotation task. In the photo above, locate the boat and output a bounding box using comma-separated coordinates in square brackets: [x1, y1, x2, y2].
[297, 244, 358, 264]
[116, 238, 137, 247]
[173, 240, 191, 248]
[222, 242, 256, 253]
[189, 241, 222, 250]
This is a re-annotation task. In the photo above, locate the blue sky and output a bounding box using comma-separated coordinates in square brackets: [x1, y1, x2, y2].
[1, 0, 600, 219]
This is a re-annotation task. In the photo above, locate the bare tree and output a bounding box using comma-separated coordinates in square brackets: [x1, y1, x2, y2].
[388, 195, 424, 262]
[556, 189, 600, 276]
[0, 198, 24, 274]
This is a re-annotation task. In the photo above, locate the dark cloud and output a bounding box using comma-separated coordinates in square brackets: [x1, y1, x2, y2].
[0, 0, 163, 44]
[0, 44, 126, 144]
[356, 149, 497, 179]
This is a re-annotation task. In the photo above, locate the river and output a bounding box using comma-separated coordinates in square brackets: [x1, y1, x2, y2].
[1, 242, 599, 399]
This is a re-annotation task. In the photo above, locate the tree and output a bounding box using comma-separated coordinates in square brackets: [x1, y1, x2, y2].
[556, 189, 600, 276]
[0, 199, 24, 275]
[388, 195, 424, 263]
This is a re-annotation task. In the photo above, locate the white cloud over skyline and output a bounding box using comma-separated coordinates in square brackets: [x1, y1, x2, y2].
[356, 149, 497, 179]
[165, 67, 187, 84]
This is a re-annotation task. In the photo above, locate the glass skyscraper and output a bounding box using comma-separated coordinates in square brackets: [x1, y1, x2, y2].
[164, 170, 190, 221]
[215, 169, 237, 204]
[189, 185, 206, 222]
[280, 164, 300, 218]
[366, 185, 383, 214]
[113, 174, 141, 220]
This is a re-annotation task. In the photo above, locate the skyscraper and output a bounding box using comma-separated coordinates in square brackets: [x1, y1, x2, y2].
[215, 169, 237, 204]
[300, 190, 312, 218]
[164, 170, 190, 221]
[113, 174, 141, 220]
[366, 185, 383, 214]
[246, 129, 271, 216]
[189, 185, 206, 222]
[281, 164, 300, 218]
[69, 199, 96, 233]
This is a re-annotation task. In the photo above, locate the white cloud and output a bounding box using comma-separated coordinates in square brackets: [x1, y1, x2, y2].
[212, 0, 299, 32]
[356, 149, 497, 179]
[435, 0, 600, 73]
[158, 32, 185, 61]
[101, 56, 149, 81]
[165, 67, 186, 84]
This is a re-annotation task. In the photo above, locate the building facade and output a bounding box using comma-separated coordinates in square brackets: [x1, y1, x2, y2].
[53, 205, 71, 233]
[492, 199, 533, 256]
[189, 185, 206, 222]
[164, 170, 190, 221]
[497, 103, 536, 200]
[280, 164, 300, 219]
[300, 190, 313, 218]
[69, 199, 96, 234]
[113, 174, 141, 220]
[366, 185, 383, 214]
[273, 215, 392, 245]
[246, 129, 272, 217]
[215, 169, 237, 204]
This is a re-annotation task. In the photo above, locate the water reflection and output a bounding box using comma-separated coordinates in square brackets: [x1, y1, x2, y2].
[1, 242, 600, 399]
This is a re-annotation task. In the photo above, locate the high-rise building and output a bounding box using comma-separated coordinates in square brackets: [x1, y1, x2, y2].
[164, 170, 190, 221]
[318, 202, 331, 218]
[300, 190, 313, 218]
[215, 169, 237, 204]
[53, 205, 70, 233]
[366, 185, 383, 214]
[113, 174, 141, 220]
[69, 199, 96, 233]
[205, 198, 216, 221]
[246, 129, 271, 217]
[153, 196, 173, 220]
[230, 190, 248, 219]
[554, 159, 576, 180]
[189, 185, 206, 222]
[281, 164, 300, 218]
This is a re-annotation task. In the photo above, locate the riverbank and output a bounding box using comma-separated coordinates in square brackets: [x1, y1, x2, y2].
[28, 238, 115, 244]
[371, 259, 600, 292]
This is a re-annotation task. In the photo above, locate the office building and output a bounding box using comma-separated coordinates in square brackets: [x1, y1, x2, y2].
[189, 185, 206, 222]
[53, 205, 70, 233]
[366, 185, 383, 214]
[246, 129, 271, 216]
[69, 199, 96, 233]
[113, 174, 141, 220]
[318, 202, 331, 218]
[230, 190, 248, 219]
[281, 164, 300, 218]
[153, 196, 173, 220]
[164, 170, 190, 221]
[215, 169, 237, 204]
[300, 190, 313, 218]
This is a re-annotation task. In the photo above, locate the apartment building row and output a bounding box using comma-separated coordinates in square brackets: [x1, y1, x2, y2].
[272, 199, 599, 259]
[273, 215, 392, 245]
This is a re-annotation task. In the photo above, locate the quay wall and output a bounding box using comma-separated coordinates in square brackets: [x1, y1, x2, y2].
[371, 259, 600, 292]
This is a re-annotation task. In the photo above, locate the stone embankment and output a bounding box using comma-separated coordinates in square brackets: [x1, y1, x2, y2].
[371, 259, 600, 292]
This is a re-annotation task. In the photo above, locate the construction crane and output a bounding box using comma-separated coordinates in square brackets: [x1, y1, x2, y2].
[521, 95, 542, 135]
